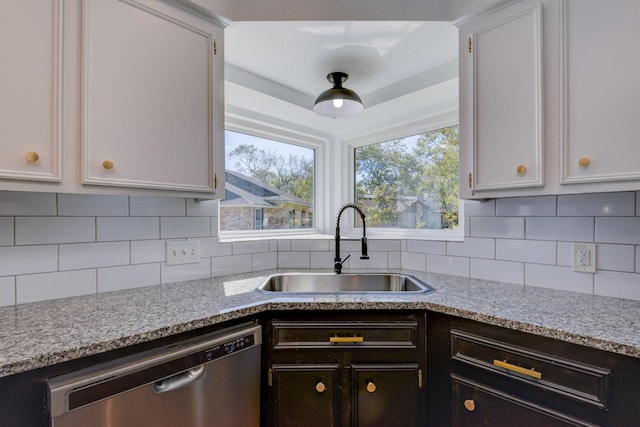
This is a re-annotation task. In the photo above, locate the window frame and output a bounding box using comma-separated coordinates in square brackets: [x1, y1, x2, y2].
[220, 114, 328, 240]
[343, 111, 464, 241]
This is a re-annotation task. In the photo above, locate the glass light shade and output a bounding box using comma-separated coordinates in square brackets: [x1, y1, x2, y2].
[312, 72, 364, 118]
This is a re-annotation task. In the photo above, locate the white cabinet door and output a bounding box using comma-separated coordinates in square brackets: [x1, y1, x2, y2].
[458, 0, 543, 198]
[81, 0, 221, 193]
[0, 0, 62, 182]
[561, 0, 640, 185]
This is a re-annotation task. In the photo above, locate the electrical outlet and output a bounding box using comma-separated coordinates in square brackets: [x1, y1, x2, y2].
[166, 240, 201, 266]
[572, 243, 596, 273]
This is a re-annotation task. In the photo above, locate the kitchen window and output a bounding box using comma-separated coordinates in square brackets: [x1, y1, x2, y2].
[352, 125, 462, 239]
[220, 129, 317, 236]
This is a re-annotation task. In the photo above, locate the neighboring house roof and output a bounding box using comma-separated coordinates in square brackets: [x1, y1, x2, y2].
[220, 170, 312, 208]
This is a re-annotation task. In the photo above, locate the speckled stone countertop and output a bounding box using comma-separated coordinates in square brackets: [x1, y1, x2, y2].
[1, 268, 639, 378]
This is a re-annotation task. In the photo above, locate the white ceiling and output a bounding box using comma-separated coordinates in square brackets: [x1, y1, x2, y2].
[224, 20, 460, 138]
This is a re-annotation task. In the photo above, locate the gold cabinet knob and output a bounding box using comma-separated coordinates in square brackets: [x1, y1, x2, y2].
[516, 164, 527, 175]
[102, 160, 114, 170]
[315, 381, 326, 393]
[578, 157, 591, 168]
[464, 399, 475, 412]
[366, 381, 376, 393]
[25, 151, 40, 163]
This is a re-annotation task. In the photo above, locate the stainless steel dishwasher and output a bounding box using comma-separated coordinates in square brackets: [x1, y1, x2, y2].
[48, 323, 261, 427]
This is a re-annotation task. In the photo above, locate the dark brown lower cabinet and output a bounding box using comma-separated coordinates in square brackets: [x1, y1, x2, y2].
[263, 311, 426, 426]
[427, 311, 640, 427]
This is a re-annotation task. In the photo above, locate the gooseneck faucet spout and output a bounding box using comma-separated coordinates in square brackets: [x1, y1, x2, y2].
[334, 203, 369, 273]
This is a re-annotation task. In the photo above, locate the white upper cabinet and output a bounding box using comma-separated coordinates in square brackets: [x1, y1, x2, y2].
[81, 0, 221, 193]
[458, 0, 543, 198]
[561, 0, 640, 185]
[458, 0, 640, 199]
[0, 0, 225, 199]
[0, 0, 62, 183]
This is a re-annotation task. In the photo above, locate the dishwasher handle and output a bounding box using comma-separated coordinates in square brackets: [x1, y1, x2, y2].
[153, 365, 205, 394]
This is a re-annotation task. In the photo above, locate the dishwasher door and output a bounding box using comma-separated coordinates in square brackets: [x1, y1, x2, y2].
[48, 323, 261, 427]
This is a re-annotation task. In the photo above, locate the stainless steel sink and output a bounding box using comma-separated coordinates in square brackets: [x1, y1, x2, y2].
[257, 273, 434, 294]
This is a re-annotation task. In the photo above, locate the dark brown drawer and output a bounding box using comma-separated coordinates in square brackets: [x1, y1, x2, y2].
[451, 329, 611, 409]
[271, 321, 419, 350]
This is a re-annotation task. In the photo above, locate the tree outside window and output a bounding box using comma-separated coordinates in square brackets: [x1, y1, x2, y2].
[354, 126, 459, 230]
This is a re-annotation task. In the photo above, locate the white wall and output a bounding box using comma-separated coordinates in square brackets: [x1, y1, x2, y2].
[1, 190, 639, 306]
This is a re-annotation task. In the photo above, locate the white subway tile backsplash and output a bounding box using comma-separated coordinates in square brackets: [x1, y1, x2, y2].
[0, 217, 13, 246]
[290, 239, 330, 252]
[596, 244, 635, 272]
[310, 252, 332, 268]
[233, 240, 270, 255]
[98, 217, 159, 241]
[407, 240, 446, 255]
[350, 252, 387, 270]
[525, 264, 593, 293]
[427, 255, 469, 277]
[161, 217, 210, 239]
[0, 276, 15, 306]
[277, 251, 310, 269]
[0, 245, 58, 276]
[388, 251, 401, 269]
[213, 254, 253, 276]
[0, 192, 56, 216]
[131, 240, 166, 264]
[401, 252, 426, 271]
[558, 192, 635, 217]
[470, 259, 524, 284]
[556, 242, 574, 267]
[496, 196, 556, 216]
[59, 242, 130, 271]
[464, 199, 495, 217]
[161, 259, 211, 284]
[252, 252, 278, 271]
[58, 194, 128, 216]
[447, 237, 495, 259]
[187, 199, 218, 217]
[2, 189, 640, 306]
[470, 217, 524, 239]
[200, 237, 232, 257]
[526, 217, 594, 242]
[131, 197, 185, 216]
[17, 270, 96, 304]
[98, 264, 161, 293]
[595, 271, 640, 301]
[595, 217, 640, 244]
[496, 239, 556, 265]
[16, 217, 95, 245]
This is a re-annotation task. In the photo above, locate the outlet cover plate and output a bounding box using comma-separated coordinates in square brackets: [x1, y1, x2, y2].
[166, 240, 201, 266]
[572, 243, 596, 273]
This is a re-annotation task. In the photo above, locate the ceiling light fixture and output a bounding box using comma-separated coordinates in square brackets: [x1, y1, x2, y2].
[312, 72, 364, 118]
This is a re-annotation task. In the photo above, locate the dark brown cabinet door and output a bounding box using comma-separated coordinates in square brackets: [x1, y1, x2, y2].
[271, 364, 340, 427]
[452, 375, 596, 427]
[353, 364, 419, 427]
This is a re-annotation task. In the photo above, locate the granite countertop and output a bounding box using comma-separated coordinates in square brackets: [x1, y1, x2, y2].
[1, 268, 639, 378]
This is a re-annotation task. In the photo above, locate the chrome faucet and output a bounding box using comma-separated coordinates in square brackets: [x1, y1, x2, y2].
[334, 203, 369, 273]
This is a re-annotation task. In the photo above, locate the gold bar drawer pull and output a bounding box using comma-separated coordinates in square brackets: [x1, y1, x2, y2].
[493, 359, 542, 379]
[329, 335, 364, 343]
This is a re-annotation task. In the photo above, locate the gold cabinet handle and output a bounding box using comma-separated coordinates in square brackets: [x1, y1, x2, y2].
[366, 381, 376, 393]
[25, 151, 40, 163]
[102, 160, 114, 170]
[315, 381, 326, 393]
[493, 359, 542, 379]
[578, 157, 591, 168]
[329, 335, 363, 343]
[516, 164, 527, 175]
[464, 399, 475, 412]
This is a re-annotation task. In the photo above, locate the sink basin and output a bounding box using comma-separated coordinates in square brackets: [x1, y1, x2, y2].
[257, 273, 434, 294]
